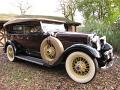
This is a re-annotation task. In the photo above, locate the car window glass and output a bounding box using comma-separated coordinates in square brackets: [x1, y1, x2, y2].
[9, 25, 41, 34]
[24, 25, 41, 34]
[10, 25, 24, 34]
[41, 23, 65, 33]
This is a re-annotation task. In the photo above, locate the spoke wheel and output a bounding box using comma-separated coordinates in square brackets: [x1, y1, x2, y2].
[6, 45, 15, 61]
[72, 57, 90, 76]
[65, 51, 97, 83]
[40, 36, 64, 65]
[44, 43, 56, 61]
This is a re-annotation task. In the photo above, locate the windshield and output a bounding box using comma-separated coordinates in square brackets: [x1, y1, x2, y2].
[41, 23, 65, 32]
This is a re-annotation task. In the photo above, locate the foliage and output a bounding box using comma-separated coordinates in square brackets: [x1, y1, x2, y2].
[80, 18, 109, 34]
[77, 0, 120, 24]
[58, 0, 77, 21]
[80, 18, 120, 52]
[77, 0, 120, 52]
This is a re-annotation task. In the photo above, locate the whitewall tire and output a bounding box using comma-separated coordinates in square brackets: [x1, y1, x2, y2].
[65, 51, 97, 83]
[6, 45, 15, 62]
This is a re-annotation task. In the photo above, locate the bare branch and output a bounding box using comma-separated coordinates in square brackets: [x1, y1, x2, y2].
[16, 1, 32, 15]
[58, 0, 77, 21]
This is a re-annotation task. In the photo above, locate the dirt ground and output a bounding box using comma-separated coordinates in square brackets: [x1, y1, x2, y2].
[0, 52, 120, 90]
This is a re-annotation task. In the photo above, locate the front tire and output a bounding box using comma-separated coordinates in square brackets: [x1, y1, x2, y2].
[6, 45, 15, 62]
[65, 51, 97, 83]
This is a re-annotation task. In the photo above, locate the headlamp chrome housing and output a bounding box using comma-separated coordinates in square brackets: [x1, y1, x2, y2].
[89, 34, 101, 51]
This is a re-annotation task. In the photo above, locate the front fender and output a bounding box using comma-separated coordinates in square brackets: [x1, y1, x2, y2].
[63, 44, 101, 59]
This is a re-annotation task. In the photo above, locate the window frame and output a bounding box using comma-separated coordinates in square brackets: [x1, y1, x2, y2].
[8, 24, 42, 34]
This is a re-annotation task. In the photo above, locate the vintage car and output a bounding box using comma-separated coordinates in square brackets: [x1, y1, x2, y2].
[3, 18, 114, 83]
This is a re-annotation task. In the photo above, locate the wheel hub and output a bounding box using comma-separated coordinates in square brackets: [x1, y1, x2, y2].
[72, 57, 90, 76]
[44, 43, 56, 59]
[8, 47, 14, 58]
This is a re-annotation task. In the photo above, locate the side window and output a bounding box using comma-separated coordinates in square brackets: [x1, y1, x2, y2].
[23, 25, 32, 34]
[24, 25, 42, 34]
[9, 25, 24, 34]
[9, 24, 42, 34]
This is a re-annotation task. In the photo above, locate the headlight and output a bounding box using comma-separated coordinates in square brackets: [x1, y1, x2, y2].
[90, 35, 101, 51]
[100, 36, 106, 45]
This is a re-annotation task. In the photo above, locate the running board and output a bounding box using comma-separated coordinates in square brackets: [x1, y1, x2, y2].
[15, 55, 44, 65]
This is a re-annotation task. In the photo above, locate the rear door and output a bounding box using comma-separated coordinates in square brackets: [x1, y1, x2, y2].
[23, 24, 49, 52]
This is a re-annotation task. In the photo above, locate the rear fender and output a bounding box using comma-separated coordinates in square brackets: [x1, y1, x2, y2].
[4, 40, 17, 53]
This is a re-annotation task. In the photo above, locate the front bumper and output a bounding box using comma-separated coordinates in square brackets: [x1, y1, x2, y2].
[101, 49, 115, 70]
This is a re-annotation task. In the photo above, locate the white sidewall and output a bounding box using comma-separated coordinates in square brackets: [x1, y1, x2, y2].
[65, 51, 96, 83]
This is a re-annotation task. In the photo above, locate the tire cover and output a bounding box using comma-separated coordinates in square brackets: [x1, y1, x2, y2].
[40, 36, 64, 65]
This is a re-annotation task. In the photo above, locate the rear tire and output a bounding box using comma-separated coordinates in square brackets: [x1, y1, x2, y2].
[6, 45, 15, 62]
[65, 51, 97, 83]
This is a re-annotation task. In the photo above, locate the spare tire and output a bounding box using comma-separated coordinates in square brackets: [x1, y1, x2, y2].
[40, 36, 64, 65]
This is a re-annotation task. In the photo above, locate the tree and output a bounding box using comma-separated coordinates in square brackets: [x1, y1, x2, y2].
[16, 1, 32, 15]
[77, 0, 120, 24]
[59, 0, 77, 21]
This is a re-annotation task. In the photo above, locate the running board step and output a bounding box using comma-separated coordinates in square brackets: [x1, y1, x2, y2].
[15, 55, 44, 65]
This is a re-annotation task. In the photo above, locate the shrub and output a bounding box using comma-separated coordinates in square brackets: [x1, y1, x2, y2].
[80, 18, 120, 53]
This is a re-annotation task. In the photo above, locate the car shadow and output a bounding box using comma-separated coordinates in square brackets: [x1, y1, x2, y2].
[15, 58, 66, 73]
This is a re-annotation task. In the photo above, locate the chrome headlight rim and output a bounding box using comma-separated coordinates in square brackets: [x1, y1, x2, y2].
[90, 35, 101, 51]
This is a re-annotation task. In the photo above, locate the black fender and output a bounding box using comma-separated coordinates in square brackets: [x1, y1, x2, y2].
[54, 44, 101, 66]
[4, 40, 25, 55]
[62, 44, 100, 61]
[4, 40, 17, 53]
[101, 43, 113, 52]
[4, 40, 26, 55]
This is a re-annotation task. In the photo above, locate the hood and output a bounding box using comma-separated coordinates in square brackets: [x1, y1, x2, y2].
[56, 32, 91, 45]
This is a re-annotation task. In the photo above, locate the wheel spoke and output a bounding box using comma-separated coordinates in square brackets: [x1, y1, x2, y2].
[7, 45, 15, 62]
[44, 43, 56, 60]
[72, 57, 90, 76]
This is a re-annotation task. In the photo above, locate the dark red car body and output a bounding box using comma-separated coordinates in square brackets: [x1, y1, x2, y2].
[3, 18, 114, 67]
[3, 18, 114, 83]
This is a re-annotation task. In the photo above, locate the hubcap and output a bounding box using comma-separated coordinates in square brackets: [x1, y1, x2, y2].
[8, 47, 14, 59]
[44, 43, 56, 60]
[72, 57, 90, 76]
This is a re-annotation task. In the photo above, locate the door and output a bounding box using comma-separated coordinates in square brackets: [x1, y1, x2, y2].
[23, 24, 49, 52]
